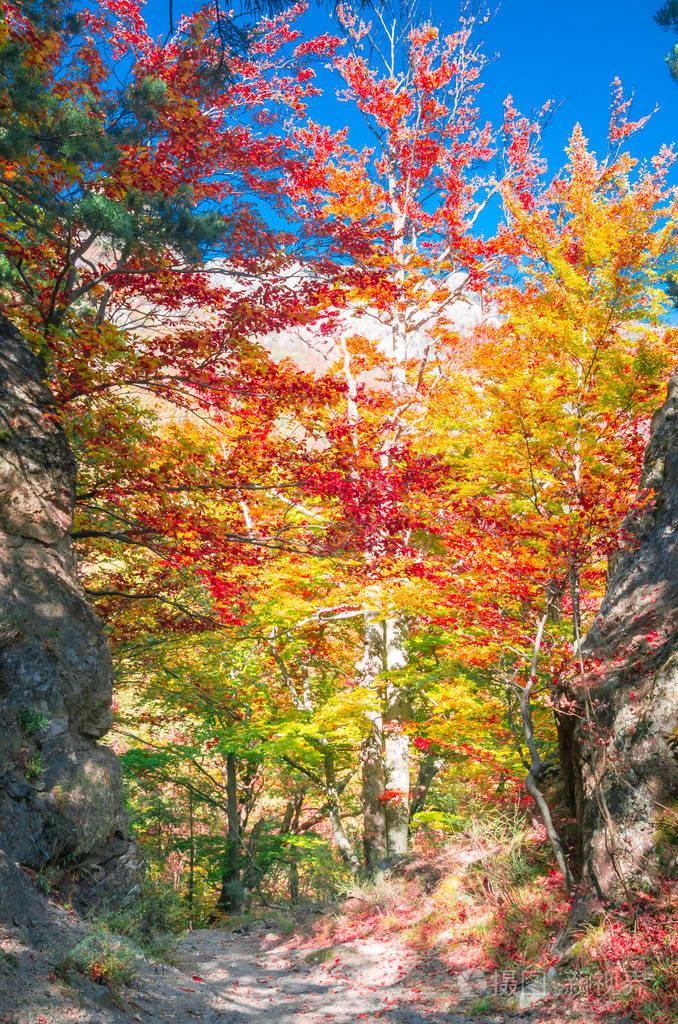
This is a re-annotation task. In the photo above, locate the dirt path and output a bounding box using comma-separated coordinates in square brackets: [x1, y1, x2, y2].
[138, 922, 532, 1024]
[178, 926, 464, 1023]
[1, 911, 538, 1024]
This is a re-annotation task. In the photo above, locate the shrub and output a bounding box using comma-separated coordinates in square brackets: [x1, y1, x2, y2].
[57, 925, 139, 997]
[18, 706, 48, 735]
[88, 874, 186, 962]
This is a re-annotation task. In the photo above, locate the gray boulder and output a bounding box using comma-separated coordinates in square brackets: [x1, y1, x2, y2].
[559, 374, 678, 901]
[0, 315, 140, 922]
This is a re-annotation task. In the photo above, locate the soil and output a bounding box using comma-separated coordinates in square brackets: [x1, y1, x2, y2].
[0, 904, 545, 1024]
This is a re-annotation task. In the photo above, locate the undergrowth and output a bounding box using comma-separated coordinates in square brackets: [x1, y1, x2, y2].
[321, 809, 570, 977]
[52, 871, 187, 1003]
[308, 810, 678, 1024]
[56, 923, 140, 999]
[55, 874, 187, 998]
[568, 881, 678, 1024]
[87, 873, 186, 964]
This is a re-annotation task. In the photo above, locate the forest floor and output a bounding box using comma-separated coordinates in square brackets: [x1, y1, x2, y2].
[0, 906, 555, 1024]
[1, 827, 675, 1024]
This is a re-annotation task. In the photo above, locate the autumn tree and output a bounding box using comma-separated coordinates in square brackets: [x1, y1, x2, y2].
[434, 98, 678, 887]
[0, 0, 350, 634]
[277, 0, 544, 872]
[0, 0, 369, 904]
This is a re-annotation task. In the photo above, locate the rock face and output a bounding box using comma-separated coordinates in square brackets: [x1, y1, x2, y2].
[0, 315, 140, 924]
[559, 376, 678, 902]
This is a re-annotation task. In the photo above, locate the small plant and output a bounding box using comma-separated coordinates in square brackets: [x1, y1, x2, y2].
[88, 874, 186, 962]
[466, 994, 497, 1014]
[569, 914, 614, 961]
[18, 706, 48, 735]
[304, 945, 337, 965]
[57, 925, 139, 998]
[24, 752, 42, 780]
[261, 910, 296, 936]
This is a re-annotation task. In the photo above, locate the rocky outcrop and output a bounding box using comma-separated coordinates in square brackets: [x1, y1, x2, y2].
[0, 315, 140, 925]
[560, 376, 678, 902]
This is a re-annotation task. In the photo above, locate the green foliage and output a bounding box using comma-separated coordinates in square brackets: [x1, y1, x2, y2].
[270, 831, 351, 903]
[36, 869, 51, 894]
[18, 706, 48, 735]
[411, 809, 465, 833]
[0, 251, 16, 289]
[90, 874, 186, 953]
[24, 751, 42, 780]
[57, 923, 140, 997]
[466, 995, 498, 1014]
[656, 2, 678, 81]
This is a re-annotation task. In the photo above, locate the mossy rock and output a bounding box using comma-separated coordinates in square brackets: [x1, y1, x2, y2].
[304, 945, 337, 965]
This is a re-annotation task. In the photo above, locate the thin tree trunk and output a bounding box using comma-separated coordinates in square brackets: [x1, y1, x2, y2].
[359, 608, 387, 876]
[242, 818, 264, 906]
[217, 751, 244, 913]
[410, 752, 445, 820]
[361, 715, 387, 877]
[324, 748, 360, 877]
[280, 790, 305, 903]
[187, 790, 195, 929]
[516, 613, 575, 894]
[289, 860, 300, 904]
[383, 617, 410, 860]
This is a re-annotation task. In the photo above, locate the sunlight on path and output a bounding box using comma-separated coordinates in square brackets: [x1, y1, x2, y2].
[173, 927, 530, 1024]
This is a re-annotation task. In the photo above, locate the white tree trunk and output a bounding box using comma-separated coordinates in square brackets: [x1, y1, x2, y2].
[359, 608, 387, 876]
[383, 617, 410, 859]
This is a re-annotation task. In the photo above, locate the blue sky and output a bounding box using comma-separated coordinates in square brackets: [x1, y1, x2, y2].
[306, 0, 678, 180]
[477, 0, 677, 178]
[144, 0, 678, 179]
